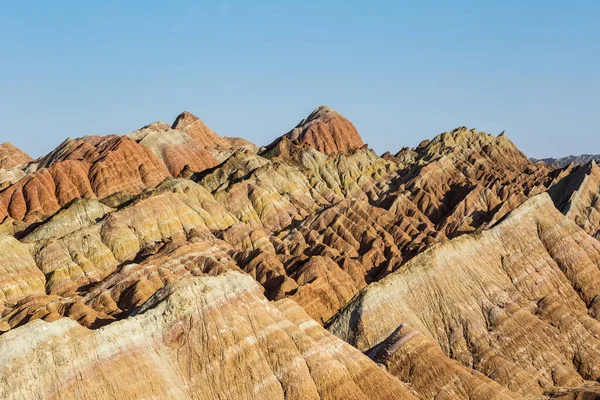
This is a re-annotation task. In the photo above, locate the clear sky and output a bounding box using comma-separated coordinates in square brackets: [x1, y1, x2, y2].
[1, 1, 598, 159]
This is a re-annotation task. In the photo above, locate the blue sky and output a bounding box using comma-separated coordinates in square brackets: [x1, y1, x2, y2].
[1, 1, 598, 158]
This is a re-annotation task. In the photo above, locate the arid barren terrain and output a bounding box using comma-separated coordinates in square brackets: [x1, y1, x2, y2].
[1, 106, 600, 399]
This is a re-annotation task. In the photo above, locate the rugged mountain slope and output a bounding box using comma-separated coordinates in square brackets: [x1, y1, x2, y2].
[327, 193, 600, 397]
[0, 143, 33, 190]
[172, 111, 231, 149]
[0, 135, 170, 223]
[0, 121, 565, 328]
[0, 142, 32, 169]
[266, 106, 365, 154]
[379, 128, 555, 236]
[127, 121, 220, 176]
[549, 161, 600, 240]
[2, 106, 600, 399]
[0, 272, 416, 400]
[0, 113, 230, 224]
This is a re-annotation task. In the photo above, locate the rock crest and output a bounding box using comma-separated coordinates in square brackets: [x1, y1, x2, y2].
[1, 108, 600, 399]
[269, 106, 365, 154]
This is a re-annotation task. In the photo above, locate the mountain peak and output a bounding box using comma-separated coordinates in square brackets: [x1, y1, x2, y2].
[172, 111, 230, 149]
[425, 126, 520, 154]
[305, 105, 338, 119]
[172, 111, 198, 125]
[0, 142, 33, 169]
[275, 105, 364, 154]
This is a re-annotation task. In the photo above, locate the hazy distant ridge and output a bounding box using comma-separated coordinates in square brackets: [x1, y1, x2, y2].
[532, 154, 600, 168]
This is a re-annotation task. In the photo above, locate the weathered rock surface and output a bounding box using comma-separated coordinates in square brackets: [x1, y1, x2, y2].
[0, 124, 566, 329]
[549, 161, 600, 240]
[0, 143, 33, 189]
[0, 135, 170, 223]
[2, 107, 600, 399]
[172, 111, 231, 150]
[0, 143, 32, 169]
[127, 121, 219, 176]
[267, 106, 365, 154]
[0, 272, 415, 399]
[224, 136, 259, 153]
[366, 324, 519, 399]
[328, 193, 600, 397]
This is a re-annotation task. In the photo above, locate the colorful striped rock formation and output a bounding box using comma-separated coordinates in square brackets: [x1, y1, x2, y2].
[1, 106, 600, 399]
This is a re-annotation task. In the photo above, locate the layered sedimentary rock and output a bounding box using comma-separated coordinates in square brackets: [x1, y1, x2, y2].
[549, 161, 600, 240]
[379, 128, 555, 237]
[0, 235, 45, 307]
[0, 135, 170, 223]
[0, 272, 415, 400]
[328, 193, 600, 397]
[267, 106, 365, 154]
[366, 324, 519, 399]
[172, 111, 231, 150]
[0, 143, 32, 169]
[224, 136, 259, 153]
[0, 143, 33, 189]
[0, 113, 233, 223]
[0, 123, 567, 329]
[127, 121, 219, 176]
[4, 107, 600, 399]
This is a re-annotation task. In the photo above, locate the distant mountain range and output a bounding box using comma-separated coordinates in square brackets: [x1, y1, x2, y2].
[532, 154, 600, 168]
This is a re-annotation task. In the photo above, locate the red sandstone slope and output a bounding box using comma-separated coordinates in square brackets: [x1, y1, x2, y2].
[0, 114, 231, 223]
[266, 106, 365, 154]
[0, 143, 32, 169]
[0, 135, 170, 222]
[172, 111, 231, 149]
[127, 121, 220, 176]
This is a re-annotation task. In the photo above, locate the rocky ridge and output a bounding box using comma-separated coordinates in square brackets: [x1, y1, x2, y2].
[533, 154, 600, 168]
[1, 106, 600, 398]
[266, 105, 365, 154]
[0, 143, 34, 190]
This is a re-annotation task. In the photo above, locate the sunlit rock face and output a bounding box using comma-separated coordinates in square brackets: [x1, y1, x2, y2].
[0, 143, 33, 190]
[0, 272, 415, 400]
[0, 142, 32, 170]
[0, 114, 232, 224]
[266, 106, 365, 155]
[327, 194, 600, 397]
[127, 121, 220, 176]
[2, 108, 600, 398]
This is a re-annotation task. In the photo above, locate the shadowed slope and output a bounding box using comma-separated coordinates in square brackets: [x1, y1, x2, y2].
[549, 161, 600, 239]
[327, 193, 600, 397]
